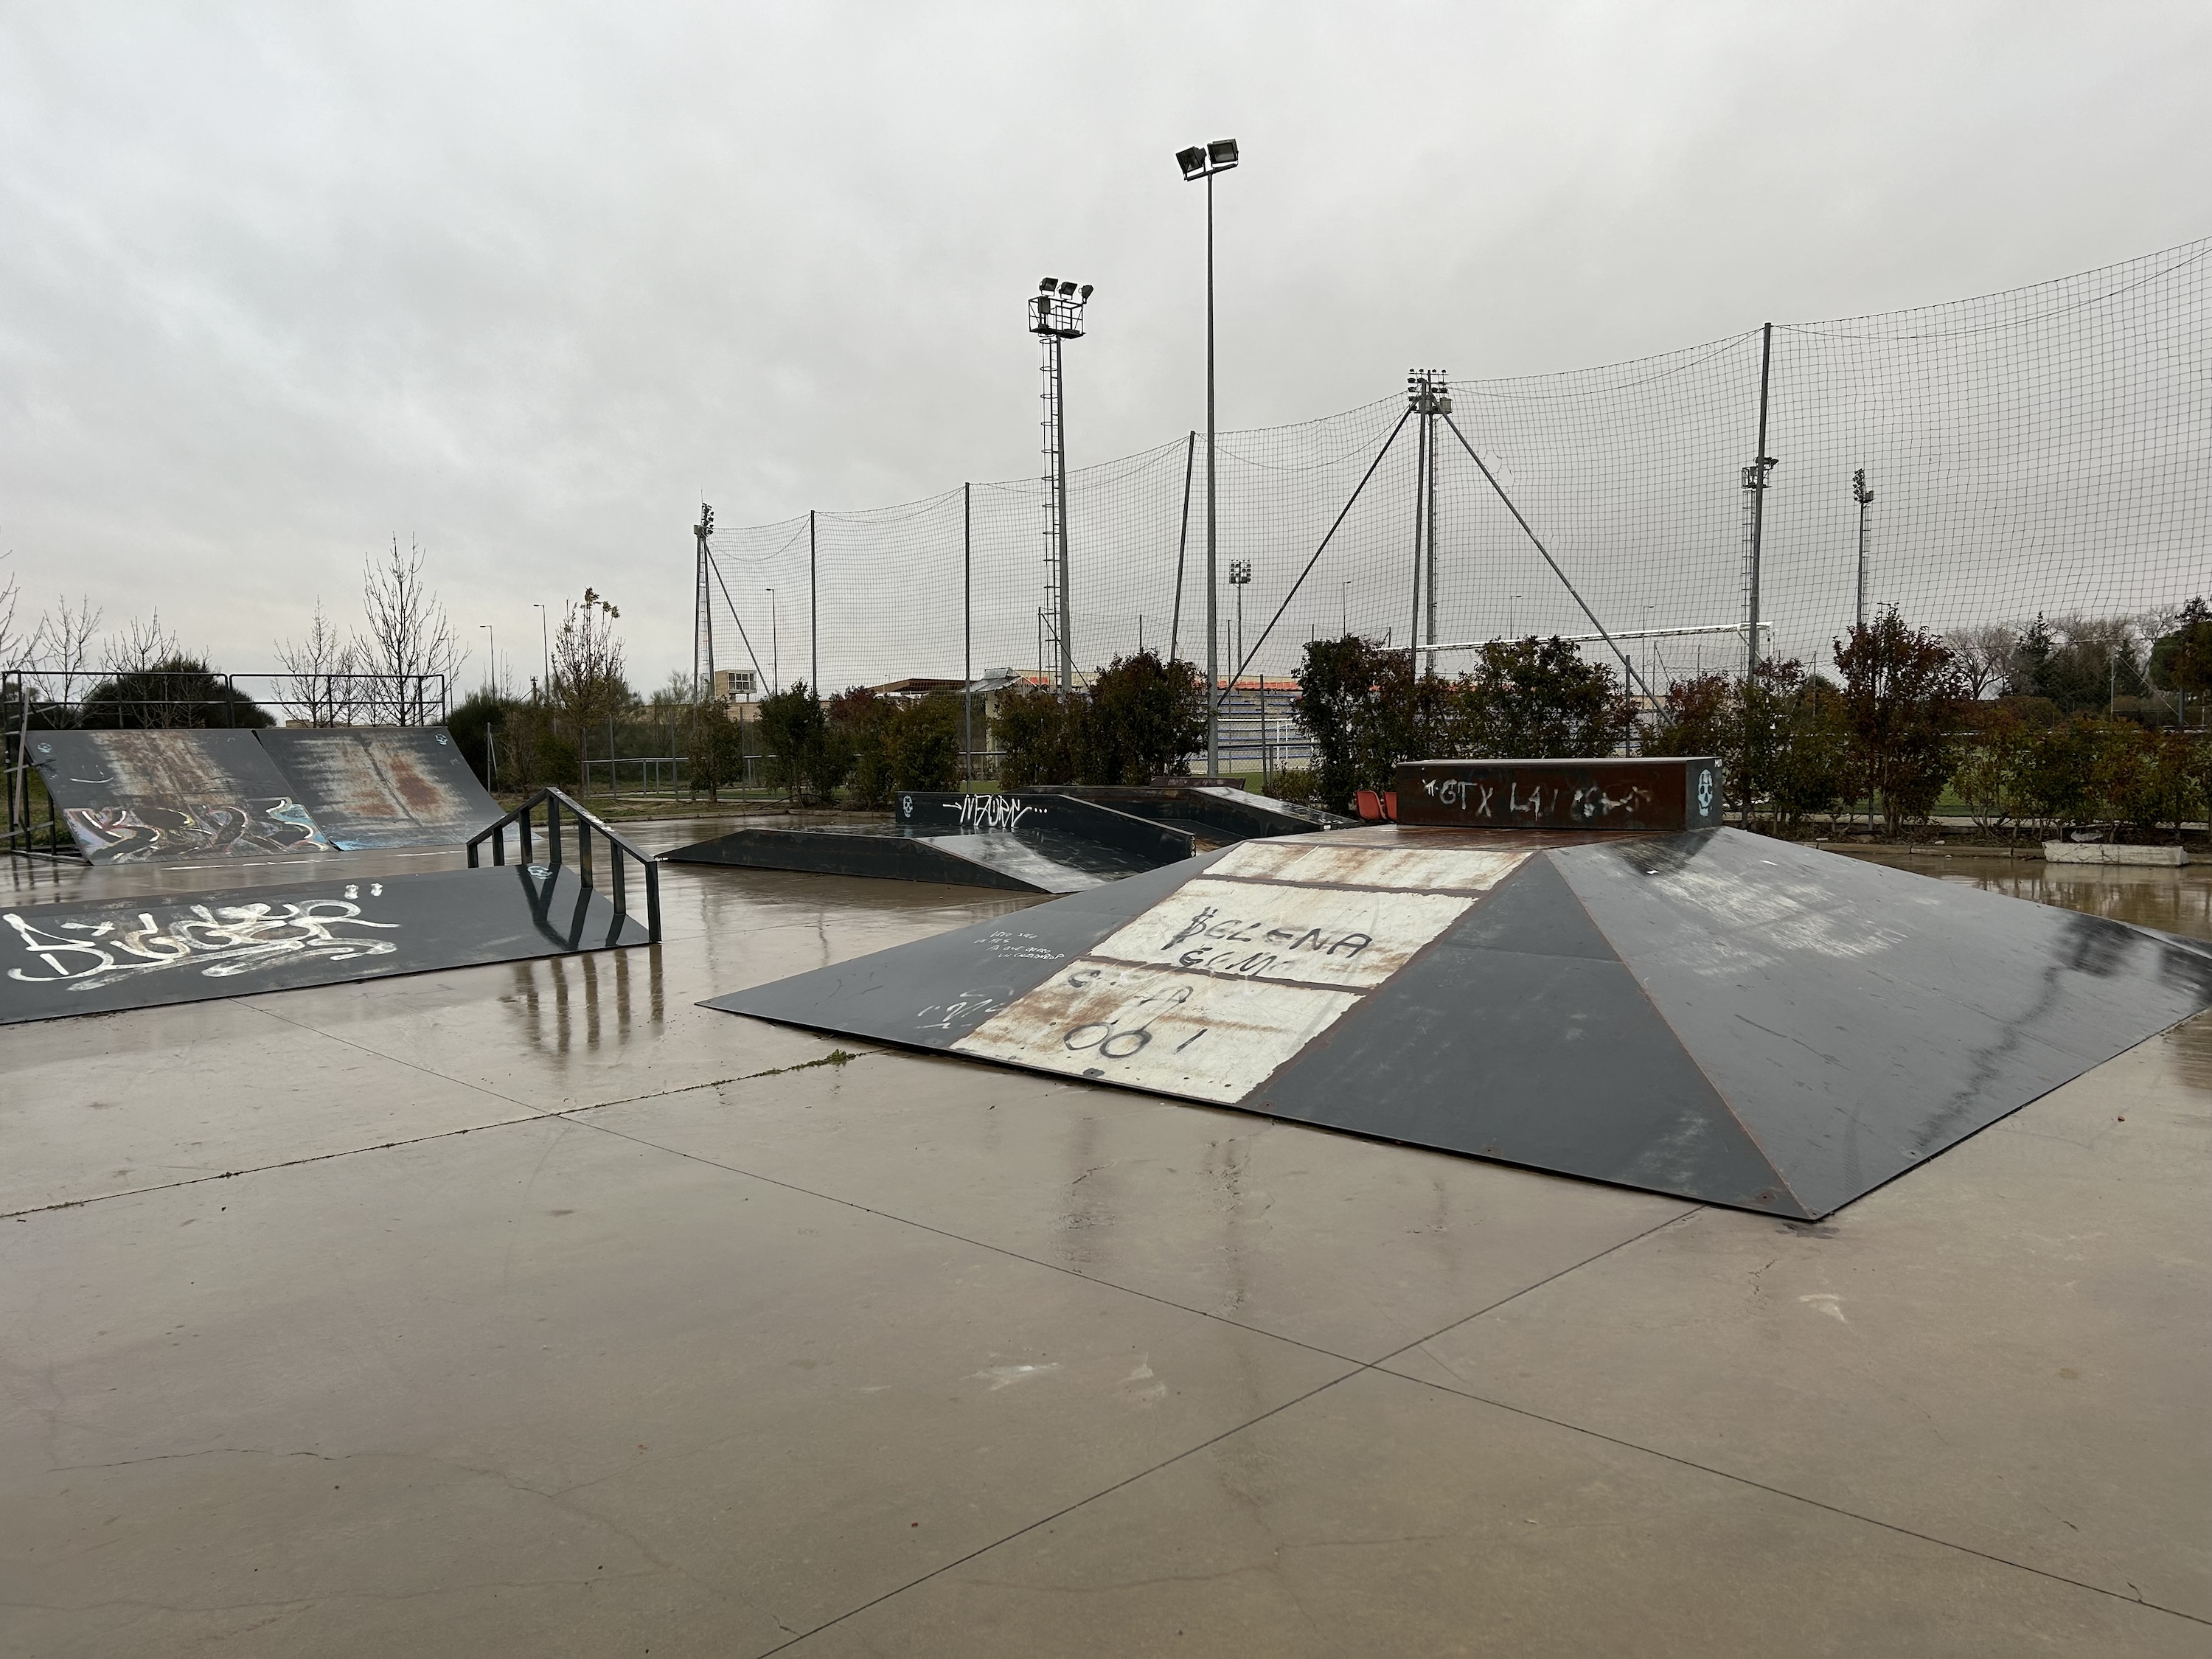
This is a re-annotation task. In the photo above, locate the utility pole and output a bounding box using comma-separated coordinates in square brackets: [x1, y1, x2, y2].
[807, 510, 818, 697]
[962, 482, 973, 785]
[1852, 467, 1875, 633]
[1229, 559, 1251, 779]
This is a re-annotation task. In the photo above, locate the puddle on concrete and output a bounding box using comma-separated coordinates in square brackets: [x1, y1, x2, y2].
[1839, 848, 2212, 942]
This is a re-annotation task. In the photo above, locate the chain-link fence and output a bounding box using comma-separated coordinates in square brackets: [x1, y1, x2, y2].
[706, 236, 2210, 725]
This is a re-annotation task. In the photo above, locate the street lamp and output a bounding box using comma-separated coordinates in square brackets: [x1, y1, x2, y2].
[1509, 594, 1523, 640]
[1176, 136, 1239, 776]
[478, 624, 495, 698]
[765, 589, 779, 695]
[1230, 558, 1253, 784]
[1030, 276, 1093, 692]
[1341, 579, 1352, 636]
[532, 602, 550, 700]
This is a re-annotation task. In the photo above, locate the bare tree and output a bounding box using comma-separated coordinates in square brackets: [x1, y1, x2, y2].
[358, 536, 465, 724]
[549, 588, 627, 791]
[30, 594, 103, 728]
[275, 599, 361, 727]
[1943, 624, 2017, 702]
[103, 611, 178, 676]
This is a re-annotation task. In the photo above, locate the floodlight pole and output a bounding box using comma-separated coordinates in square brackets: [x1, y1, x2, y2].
[1178, 139, 1237, 777]
[1205, 167, 1219, 776]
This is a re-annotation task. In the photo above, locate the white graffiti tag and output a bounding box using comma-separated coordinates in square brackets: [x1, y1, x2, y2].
[4, 900, 400, 990]
[955, 794, 1042, 832]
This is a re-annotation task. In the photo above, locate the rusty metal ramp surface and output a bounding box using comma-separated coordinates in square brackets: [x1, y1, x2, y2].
[0, 863, 650, 1025]
[258, 727, 501, 849]
[28, 729, 335, 863]
[704, 826, 2212, 1218]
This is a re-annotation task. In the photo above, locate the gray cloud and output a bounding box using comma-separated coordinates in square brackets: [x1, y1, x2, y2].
[2, 0, 2207, 689]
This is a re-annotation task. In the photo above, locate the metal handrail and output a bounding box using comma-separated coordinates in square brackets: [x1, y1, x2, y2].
[467, 787, 661, 944]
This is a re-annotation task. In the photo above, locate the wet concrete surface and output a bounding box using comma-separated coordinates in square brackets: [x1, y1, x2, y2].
[4, 827, 2210, 1653]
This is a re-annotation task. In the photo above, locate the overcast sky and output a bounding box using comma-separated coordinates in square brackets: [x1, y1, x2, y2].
[2, 1, 2208, 694]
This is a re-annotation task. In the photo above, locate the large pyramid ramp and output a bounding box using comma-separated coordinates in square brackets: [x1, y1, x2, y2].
[28, 729, 334, 863]
[706, 824, 2212, 1219]
[258, 726, 501, 849]
[0, 863, 651, 1026]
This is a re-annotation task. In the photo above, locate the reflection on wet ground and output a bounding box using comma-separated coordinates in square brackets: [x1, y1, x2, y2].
[1840, 846, 2212, 942]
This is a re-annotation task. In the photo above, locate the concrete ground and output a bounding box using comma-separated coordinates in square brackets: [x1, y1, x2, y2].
[3, 823, 2208, 1656]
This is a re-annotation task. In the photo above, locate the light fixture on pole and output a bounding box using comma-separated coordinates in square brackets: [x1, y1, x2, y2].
[1509, 594, 1523, 640]
[765, 589, 779, 695]
[1176, 136, 1239, 776]
[532, 602, 550, 700]
[1229, 558, 1253, 782]
[478, 624, 494, 697]
[1030, 276, 1093, 692]
[1406, 369, 1450, 675]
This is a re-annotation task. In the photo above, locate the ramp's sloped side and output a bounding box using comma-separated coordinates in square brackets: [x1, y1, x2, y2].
[259, 727, 501, 849]
[1552, 830, 2212, 1218]
[29, 729, 334, 863]
[706, 825, 2212, 1217]
[897, 792, 1195, 866]
[0, 864, 650, 1024]
[661, 825, 1056, 892]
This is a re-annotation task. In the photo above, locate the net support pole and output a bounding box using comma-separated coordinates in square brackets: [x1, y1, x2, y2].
[809, 509, 818, 695]
[962, 482, 973, 785]
[1169, 430, 1194, 664]
[1408, 389, 1427, 673]
[1439, 411, 1654, 706]
[1748, 321, 1773, 681]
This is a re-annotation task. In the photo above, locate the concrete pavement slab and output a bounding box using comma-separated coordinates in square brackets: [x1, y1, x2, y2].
[0, 996, 530, 1215]
[581, 1048, 1694, 1362]
[779, 1366, 2202, 1658]
[1384, 1016, 2212, 1621]
[0, 1111, 1351, 1656]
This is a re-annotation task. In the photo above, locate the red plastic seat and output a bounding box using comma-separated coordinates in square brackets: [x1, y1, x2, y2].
[1382, 790, 1398, 821]
[1354, 788, 1385, 822]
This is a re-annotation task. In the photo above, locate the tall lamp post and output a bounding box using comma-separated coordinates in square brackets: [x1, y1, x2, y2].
[765, 589, 779, 695]
[479, 624, 495, 697]
[1176, 136, 1239, 777]
[532, 603, 550, 699]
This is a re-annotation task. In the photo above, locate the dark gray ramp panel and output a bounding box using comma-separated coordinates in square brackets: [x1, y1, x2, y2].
[0, 864, 650, 1025]
[661, 824, 1169, 894]
[703, 826, 2212, 1217]
[28, 729, 333, 863]
[258, 727, 501, 849]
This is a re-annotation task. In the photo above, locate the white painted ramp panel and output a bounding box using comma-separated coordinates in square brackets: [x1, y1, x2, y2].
[950, 846, 1529, 1100]
[1210, 840, 1529, 894]
[953, 961, 1358, 1103]
[1086, 877, 1478, 990]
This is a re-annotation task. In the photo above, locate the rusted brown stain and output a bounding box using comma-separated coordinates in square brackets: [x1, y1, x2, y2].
[260, 729, 498, 846]
[77, 731, 291, 802]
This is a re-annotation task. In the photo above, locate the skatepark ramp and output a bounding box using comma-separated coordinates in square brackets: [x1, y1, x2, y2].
[660, 785, 1336, 895]
[0, 788, 658, 1026]
[705, 757, 2212, 1218]
[19, 727, 501, 863]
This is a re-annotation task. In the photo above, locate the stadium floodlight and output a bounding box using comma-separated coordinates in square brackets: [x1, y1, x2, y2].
[1031, 277, 1094, 689]
[1175, 135, 1241, 775]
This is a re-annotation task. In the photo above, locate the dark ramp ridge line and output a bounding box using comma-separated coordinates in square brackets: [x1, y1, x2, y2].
[259, 727, 501, 850]
[0, 863, 650, 1026]
[702, 825, 2212, 1219]
[29, 728, 335, 863]
[662, 793, 1200, 895]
